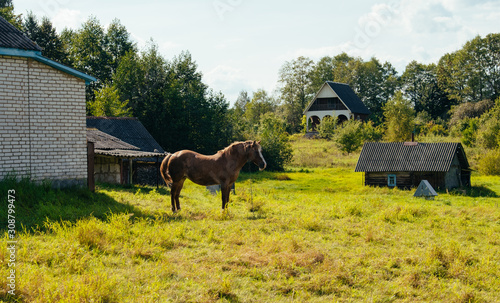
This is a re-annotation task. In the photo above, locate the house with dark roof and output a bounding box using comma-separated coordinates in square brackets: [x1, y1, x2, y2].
[0, 16, 96, 188]
[303, 81, 371, 132]
[86, 117, 166, 185]
[355, 142, 471, 190]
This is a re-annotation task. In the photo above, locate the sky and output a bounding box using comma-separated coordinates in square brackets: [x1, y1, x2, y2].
[13, 0, 500, 105]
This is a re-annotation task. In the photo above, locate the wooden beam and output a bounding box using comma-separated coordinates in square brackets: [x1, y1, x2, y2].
[87, 142, 95, 192]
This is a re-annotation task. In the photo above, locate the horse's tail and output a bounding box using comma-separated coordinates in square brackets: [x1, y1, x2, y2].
[160, 153, 173, 186]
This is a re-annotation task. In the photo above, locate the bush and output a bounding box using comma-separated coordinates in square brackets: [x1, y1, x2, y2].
[461, 118, 479, 147]
[335, 119, 363, 154]
[257, 112, 293, 171]
[477, 149, 500, 175]
[361, 121, 383, 142]
[383, 92, 415, 142]
[317, 116, 338, 140]
[476, 97, 500, 150]
[449, 99, 494, 128]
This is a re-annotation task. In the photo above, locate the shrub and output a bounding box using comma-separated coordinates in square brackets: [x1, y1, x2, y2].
[317, 116, 338, 140]
[461, 118, 479, 147]
[449, 99, 494, 128]
[477, 97, 500, 150]
[383, 91, 415, 142]
[477, 149, 500, 175]
[335, 119, 363, 154]
[258, 112, 293, 171]
[361, 121, 383, 142]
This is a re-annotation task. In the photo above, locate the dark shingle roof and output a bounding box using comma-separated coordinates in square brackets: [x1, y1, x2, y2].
[0, 15, 42, 51]
[86, 117, 165, 154]
[87, 128, 140, 150]
[355, 142, 469, 172]
[326, 82, 371, 115]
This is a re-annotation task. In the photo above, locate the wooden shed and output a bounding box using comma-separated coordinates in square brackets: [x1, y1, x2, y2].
[86, 117, 167, 185]
[355, 142, 471, 190]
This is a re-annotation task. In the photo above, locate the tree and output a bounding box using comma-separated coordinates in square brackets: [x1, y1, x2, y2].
[23, 14, 68, 64]
[105, 19, 136, 75]
[309, 53, 361, 92]
[229, 90, 251, 140]
[113, 44, 232, 154]
[278, 56, 314, 132]
[448, 99, 494, 129]
[66, 16, 112, 101]
[477, 97, 500, 150]
[88, 84, 131, 117]
[0, 0, 22, 29]
[257, 112, 293, 171]
[383, 91, 415, 142]
[402, 61, 450, 119]
[355, 58, 400, 124]
[317, 116, 338, 140]
[437, 34, 500, 104]
[335, 119, 363, 154]
[244, 89, 276, 132]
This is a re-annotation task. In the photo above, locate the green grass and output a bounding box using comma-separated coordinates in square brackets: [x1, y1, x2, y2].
[1, 137, 500, 302]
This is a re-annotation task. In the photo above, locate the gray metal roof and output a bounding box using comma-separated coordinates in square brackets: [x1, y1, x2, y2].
[355, 142, 469, 172]
[86, 117, 165, 154]
[0, 15, 42, 51]
[87, 128, 140, 150]
[94, 149, 166, 159]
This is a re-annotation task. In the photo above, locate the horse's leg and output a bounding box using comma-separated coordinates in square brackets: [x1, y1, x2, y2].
[221, 184, 231, 210]
[170, 182, 179, 213]
[175, 179, 185, 212]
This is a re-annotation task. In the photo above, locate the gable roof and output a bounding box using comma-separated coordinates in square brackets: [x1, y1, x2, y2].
[304, 81, 371, 115]
[0, 16, 96, 84]
[86, 117, 165, 154]
[355, 142, 469, 172]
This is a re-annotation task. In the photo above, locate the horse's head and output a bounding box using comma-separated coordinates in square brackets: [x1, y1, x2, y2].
[245, 140, 267, 171]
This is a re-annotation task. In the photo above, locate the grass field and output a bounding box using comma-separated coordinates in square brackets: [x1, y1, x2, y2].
[2, 136, 500, 302]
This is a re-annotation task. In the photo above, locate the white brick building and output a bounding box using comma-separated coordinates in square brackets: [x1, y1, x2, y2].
[0, 16, 95, 187]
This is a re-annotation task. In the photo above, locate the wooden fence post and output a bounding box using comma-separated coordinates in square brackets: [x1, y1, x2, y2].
[87, 142, 95, 192]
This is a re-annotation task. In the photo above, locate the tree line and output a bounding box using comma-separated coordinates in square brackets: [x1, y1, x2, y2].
[2, 3, 500, 172]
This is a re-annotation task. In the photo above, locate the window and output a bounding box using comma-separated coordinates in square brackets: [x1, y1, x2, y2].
[388, 174, 397, 187]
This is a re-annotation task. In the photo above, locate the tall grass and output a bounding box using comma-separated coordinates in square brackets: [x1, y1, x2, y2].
[1, 137, 500, 302]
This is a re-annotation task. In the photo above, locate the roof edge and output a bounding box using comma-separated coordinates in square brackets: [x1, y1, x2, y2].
[303, 82, 330, 115]
[0, 47, 96, 84]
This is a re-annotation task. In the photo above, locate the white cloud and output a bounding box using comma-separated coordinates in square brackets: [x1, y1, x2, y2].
[204, 65, 251, 103]
[51, 9, 83, 31]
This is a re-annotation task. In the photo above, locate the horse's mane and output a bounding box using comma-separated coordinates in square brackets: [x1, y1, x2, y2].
[217, 141, 252, 154]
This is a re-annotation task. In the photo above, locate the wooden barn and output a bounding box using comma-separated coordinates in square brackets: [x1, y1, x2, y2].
[355, 142, 471, 190]
[303, 81, 371, 132]
[86, 117, 166, 186]
[0, 16, 95, 188]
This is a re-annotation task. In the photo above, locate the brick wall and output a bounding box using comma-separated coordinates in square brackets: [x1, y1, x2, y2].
[0, 55, 87, 187]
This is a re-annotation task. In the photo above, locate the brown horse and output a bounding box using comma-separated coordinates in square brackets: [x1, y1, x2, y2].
[160, 140, 267, 212]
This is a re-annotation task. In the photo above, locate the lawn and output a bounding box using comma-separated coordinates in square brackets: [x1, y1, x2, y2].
[1, 137, 500, 302]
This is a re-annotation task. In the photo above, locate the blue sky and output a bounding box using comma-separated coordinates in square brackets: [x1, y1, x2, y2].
[14, 0, 500, 104]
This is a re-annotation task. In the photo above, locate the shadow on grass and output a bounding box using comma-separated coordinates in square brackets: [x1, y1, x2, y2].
[0, 177, 150, 232]
[447, 185, 499, 198]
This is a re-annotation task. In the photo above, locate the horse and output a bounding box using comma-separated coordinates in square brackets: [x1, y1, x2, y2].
[160, 140, 267, 213]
